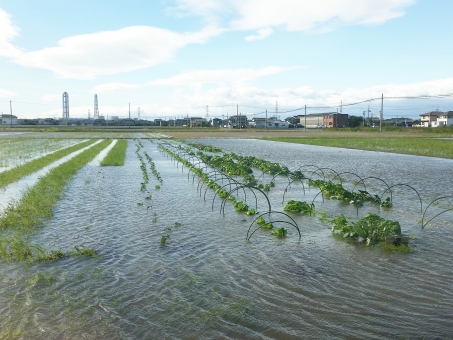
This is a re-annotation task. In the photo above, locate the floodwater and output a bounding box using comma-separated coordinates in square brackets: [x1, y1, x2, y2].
[1, 138, 452, 339]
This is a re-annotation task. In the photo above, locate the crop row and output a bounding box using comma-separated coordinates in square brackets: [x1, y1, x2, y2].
[0, 139, 112, 262]
[160, 142, 409, 247]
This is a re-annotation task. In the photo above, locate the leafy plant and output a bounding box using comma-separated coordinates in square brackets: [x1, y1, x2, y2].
[256, 217, 266, 225]
[329, 213, 402, 245]
[233, 201, 249, 212]
[245, 209, 257, 215]
[284, 200, 315, 215]
[271, 227, 287, 237]
[261, 222, 273, 229]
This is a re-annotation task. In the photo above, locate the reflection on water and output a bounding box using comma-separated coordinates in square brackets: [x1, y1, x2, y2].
[1, 139, 452, 339]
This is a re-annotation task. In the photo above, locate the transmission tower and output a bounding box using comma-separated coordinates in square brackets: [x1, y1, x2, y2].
[62, 92, 69, 119]
[275, 100, 278, 114]
[94, 94, 99, 119]
[88, 109, 91, 120]
[138, 106, 141, 120]
[206, 105, 209, 117]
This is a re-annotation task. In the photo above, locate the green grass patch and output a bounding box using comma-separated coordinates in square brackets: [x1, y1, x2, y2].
[0, 139, 110, 262]
[0, 139, 97, 188]
[0, 139, 111, 234]
[263, 137, 453, 159]
[100, 139, 128, 166]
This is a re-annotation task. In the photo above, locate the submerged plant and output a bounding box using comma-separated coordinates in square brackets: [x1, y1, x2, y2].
[245, 209, 257, 215]
[161, 227, 172, 245]
[233, 201, 249, 212]
[68, 245, 98, 258]
[271, 227, 287, 237]
[284, 200, 315, 215]
[329, 213, 402, 245]
[261, 222, 273, 229]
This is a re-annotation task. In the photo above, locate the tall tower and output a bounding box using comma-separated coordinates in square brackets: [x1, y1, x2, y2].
[62, 92, 69, 119]
[94, 94, 99, 119]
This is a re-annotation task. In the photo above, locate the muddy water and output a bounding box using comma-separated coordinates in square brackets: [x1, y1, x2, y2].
[1, 139, 452, 339]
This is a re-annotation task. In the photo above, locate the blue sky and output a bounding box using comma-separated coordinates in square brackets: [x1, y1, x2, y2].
[0, 0, 452, 120]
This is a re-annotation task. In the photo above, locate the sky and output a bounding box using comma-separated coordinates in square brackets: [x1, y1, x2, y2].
[0, 0, 452, 121]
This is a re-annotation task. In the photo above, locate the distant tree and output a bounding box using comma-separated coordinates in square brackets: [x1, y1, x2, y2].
[349, 115, 363, 128]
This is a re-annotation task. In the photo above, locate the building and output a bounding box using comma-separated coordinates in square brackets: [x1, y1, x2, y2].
[419, 111, 441, 127]
[295, 113, 347, 128]
[211, 118, 222, 127]
[0, 114, 18, 125]
[228, 115, 248, 128]
[323, 113, 349, 128]
[433, 111, 453, 127]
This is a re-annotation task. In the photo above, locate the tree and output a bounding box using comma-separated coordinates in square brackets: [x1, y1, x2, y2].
[349, 115, 363, 128]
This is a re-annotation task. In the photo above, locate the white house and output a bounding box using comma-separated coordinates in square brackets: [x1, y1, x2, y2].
[1, 114, 18, 125]
[433, 111, 453, 127]
[419, 111, 441, 127]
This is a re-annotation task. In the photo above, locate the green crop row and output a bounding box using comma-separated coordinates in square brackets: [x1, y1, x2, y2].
[100, 139, 128, 166]
[0, 139, 97, 188]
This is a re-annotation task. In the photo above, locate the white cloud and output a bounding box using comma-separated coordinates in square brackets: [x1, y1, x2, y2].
[91, 82, 141, 94]
[41, 94, 62, 102]
[89, 66, 295, 97]
[0, 88, 17, 98]
[0, 8, 21, 58]
[172, 0, 415, 39]
[245, 28, 273, 41]
[147, 66, 296, 86]
[167, 77, 453, 113]
[0, 6, 223, 80]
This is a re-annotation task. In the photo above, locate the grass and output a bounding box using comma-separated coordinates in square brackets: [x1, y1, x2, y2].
[0, 139, 111, 262]
[262, 137, 453, 159]
[100, 139, 128, 166]
[0, 139, 97, 188]
[0, 139, 111, 232]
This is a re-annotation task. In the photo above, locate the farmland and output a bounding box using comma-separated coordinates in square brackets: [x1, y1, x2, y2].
[0, 131, 452, 339]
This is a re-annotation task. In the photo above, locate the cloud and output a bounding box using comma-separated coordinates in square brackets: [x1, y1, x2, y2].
[245, 28, 273, 41]
[147, 66, 297, 86]
[167, 77, 453, 114]
[0, 8, 21, 58]
[1, 7, 223, 80]
[172, 0, 415, 39]
[88, 66, 298, 96]
[91, 82, 141, 94]
[0, 88, 17, 98]
[41, 94, 62, 102]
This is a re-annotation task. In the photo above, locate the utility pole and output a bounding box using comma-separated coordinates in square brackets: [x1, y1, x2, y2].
[10, 100, 13, 128]
[265, 110, 267, 130]
[128, 103, 131, 129]
[380, 93, 383, 132]
[237, 104, 239, 129]
[304, 105, 306, 131]
[367, 105, 371, 127]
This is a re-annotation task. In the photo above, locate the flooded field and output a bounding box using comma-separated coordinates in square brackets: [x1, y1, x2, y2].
[1, 138, 452, 339]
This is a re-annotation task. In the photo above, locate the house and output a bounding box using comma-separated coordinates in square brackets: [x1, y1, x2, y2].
[433, 111, 453, 127]
[1, 114, 18, 125]
[228, 115, 248, 128]
[189, 117, 208, 127]
[295, 113, 341, 128]
[323, 113, 349, 128]
[211, 118, 222, 127]
[419, 111, 441, 127]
